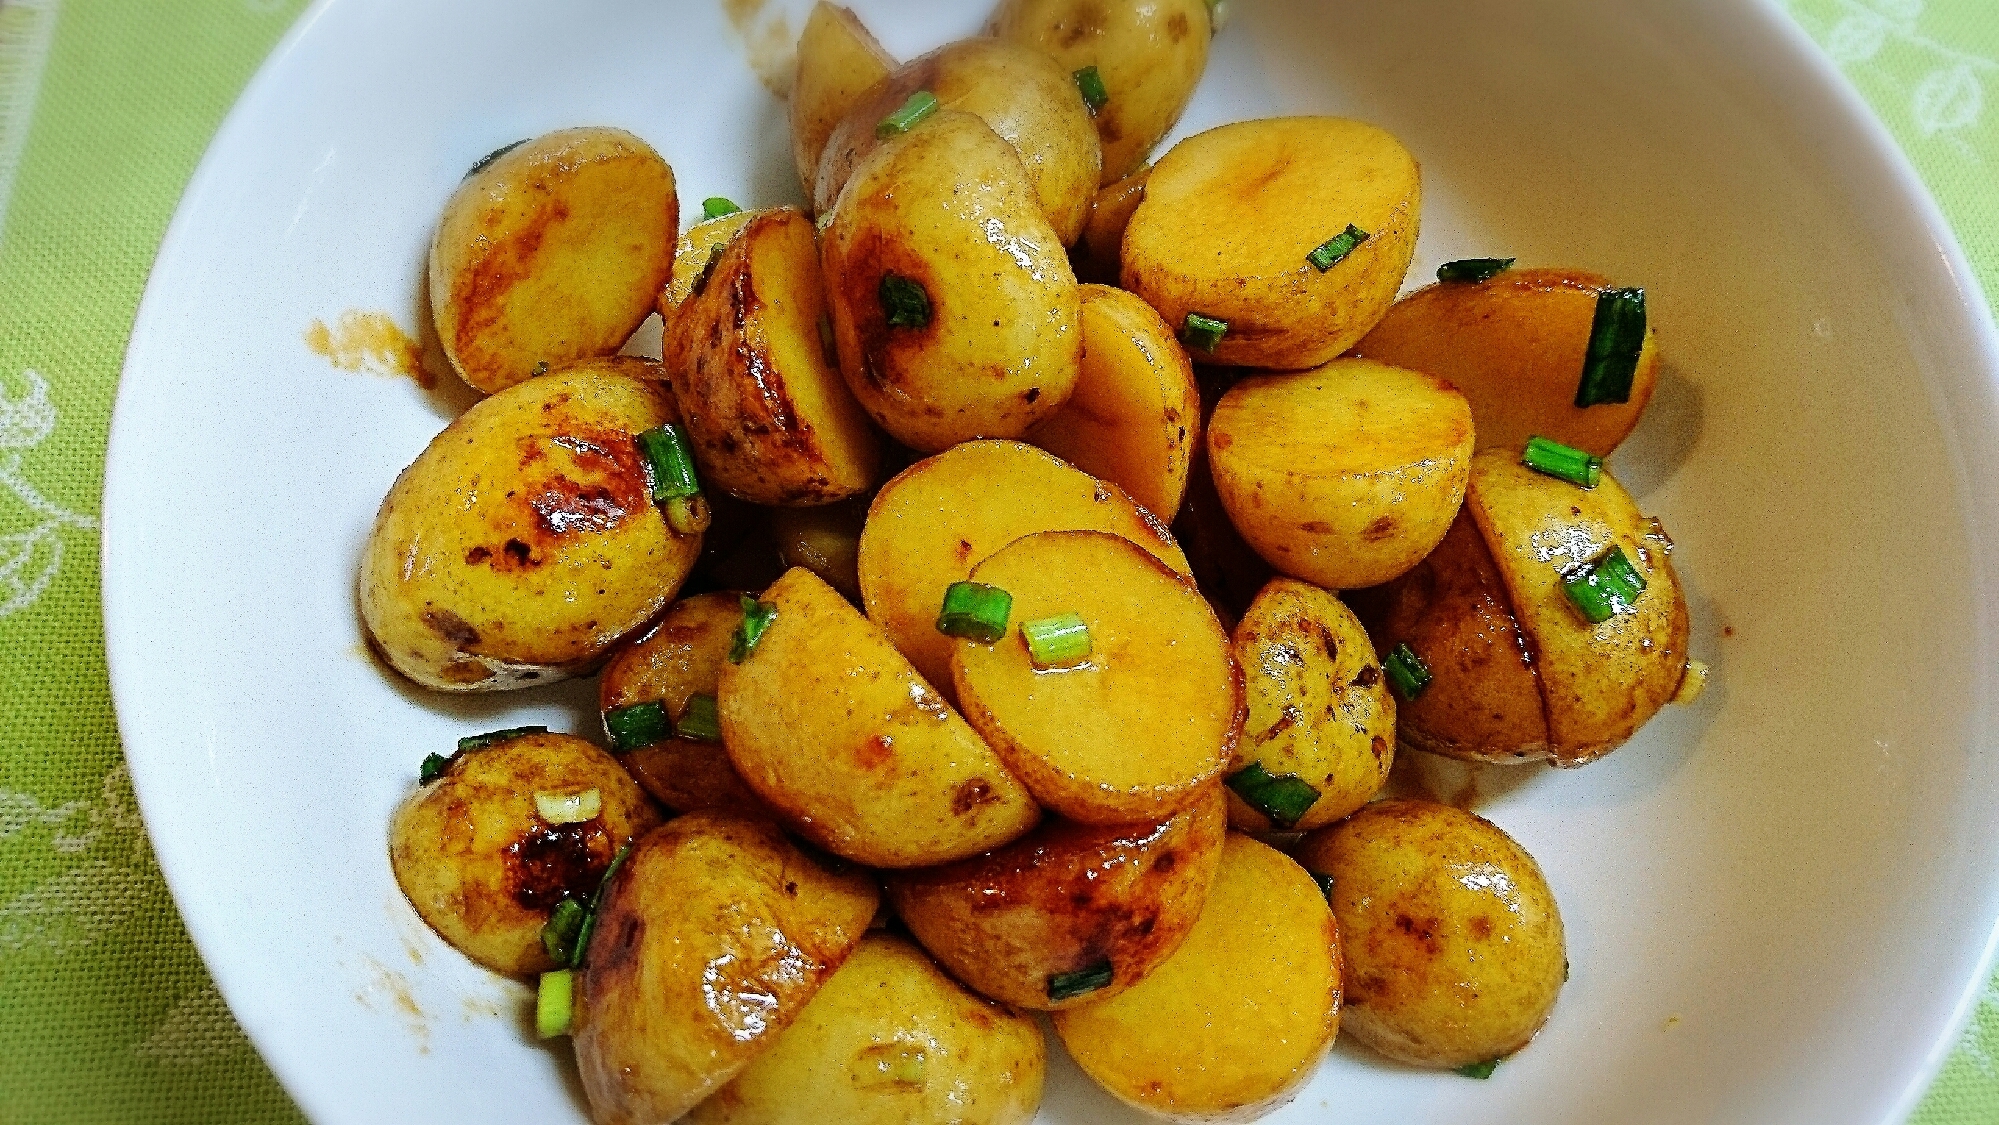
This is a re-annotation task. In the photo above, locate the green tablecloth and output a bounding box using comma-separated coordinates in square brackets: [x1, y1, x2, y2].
[0, 1, 1993, 1121]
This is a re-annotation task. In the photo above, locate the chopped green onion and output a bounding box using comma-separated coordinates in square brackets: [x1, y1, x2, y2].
[1455, 1058, 1501, 1079]
[665, 494, 713, 536]
[569, 841, 633, 969]
[465, 139, 527, 179]
[1437, 257, 1515, 284]
[540, 897, 587, 963]
[535, 788, 601, 825]
[536, 970, 575, 1038]
[636, 424, 701, 502]
[1021, 613, 1092, 669]
[1074, 66, 1109, 114]
[677, 694, 722, 742]
[730, 596, 778, 663]
[457, 726, 547, 754]
[1383, 644, 1432, 701]
[1574, 287, 1647, 407]
[1224, 761, 1320, 828]
[1562, 546, 1647, 625]
[1047, 960, 1114, 1001]
[937, 582, 1013, 643]
[604, 701, 670, 752]
[880, 273, 932, 329]
[418, 752, 453, 785]
[888, 1051, 927, 1085]
[702, 196, 741, 220]
[1181, 312, 1228, 353]
[1307, 224, 1369, 272]
[1521, 436, 1602, 489]
[876, 90, 940, 138]
[1308, 870, 1335, 906]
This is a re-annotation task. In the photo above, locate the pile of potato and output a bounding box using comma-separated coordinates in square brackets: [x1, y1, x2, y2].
[365, 3, 1705, 1121]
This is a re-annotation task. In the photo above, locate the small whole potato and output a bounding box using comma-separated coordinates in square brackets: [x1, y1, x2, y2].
[1296, 800, 1565, 1069]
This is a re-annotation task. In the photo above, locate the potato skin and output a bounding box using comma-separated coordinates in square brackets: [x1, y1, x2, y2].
[790, 2, 896, 203]
[575, 813, 879, 1125]
[430, 127, 676, 394]
[663, 210, 759, 312]
[770, 500, 867, 603]
[388, 732, 661, 977]
[1072, 165, 1149, 285]
[888, 787, 1226, 1010]
[358, 358, 700, 691]
[690, 934, 1045, 1125]
[1296, 800, 1565, 1068]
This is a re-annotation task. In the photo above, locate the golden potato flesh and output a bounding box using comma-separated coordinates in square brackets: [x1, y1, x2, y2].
[1072, 164, 1149, 285]
[430, 127, 676, 394]
[987, 0, 1212, 183]
[662, 209, 759, 312]
[1352, 268, 1662, 457]
[1296, 800, 1565, 1069]
[1227, 578, 1395, 833]
[574, 813, 878, 1125]
[857, 439, 1191, 693]
[1025, 283, 1200, 521]
[662, 207, 881, 505]
[689, 934, 1045, 1125]
[358, 358, 700, 691]
[388, 732, 661, 977]
[1051, 833, 1340, 1121]
[888, 786, 1225, 1010]
[1123, 117, 1419, 369]
[770, 500, 866, 603]
[718, 567, 1041, 867]
[790, 2, 896, 203]
[1208, 359, 1473, 591]
[820, 111, 1082, 451]
[952, 531, 1240, 824]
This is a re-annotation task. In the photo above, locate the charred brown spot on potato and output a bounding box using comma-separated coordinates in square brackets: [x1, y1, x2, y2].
[1393, 911, 1445, 955]
[503, 816, 613, 911]
[1167, 10, 1190, 40]
[1209, 431, 1233, 451]
[439, 660, 493, 685]
[1470, 915, 1494, 939]
[422, 608, 482, 647]
[532, 486, 627, 535]
[853, 734, 896, 770]
[503, 538, 534, 568]
[951, 777, 999, 815]
[464, 545, 492, 565]
[1371, 735, 1389, 763]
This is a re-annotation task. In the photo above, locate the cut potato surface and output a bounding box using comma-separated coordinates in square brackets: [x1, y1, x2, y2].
[858, 440, 1190, 693]
[1123, 117, 1419, 369]
[663, 208, 759, 312]
[430, 127, 676, 394]
[952, 531, 1239, 824]
[790, 2, 896, 203]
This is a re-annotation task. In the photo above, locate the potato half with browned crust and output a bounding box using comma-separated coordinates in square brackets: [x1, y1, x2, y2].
[790, 2, 896, 203]
[430, 128, 676, 394]
[389, 731, 660, 978]
[358, 358, 700, 691]
[574, 813, 878, 1125]
[888, 786, 1225, 1010]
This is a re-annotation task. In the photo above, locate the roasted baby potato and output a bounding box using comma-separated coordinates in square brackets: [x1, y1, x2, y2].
[1296, 800, 1565, 1069]
[952, 531, 1240, 824]
[1207, 359, 1473, 591]
[790, 2, 896, 203]
[389, 731, 660, 977]
[663, 206, 880, 506]
[888, 786, 1225, 1010]
[987, 0, 1212, 183]
[1173, 435, 1274, 628]
[1352, 267, 1662, 456]
[815, 39, 1101, 244]
[662, 208, 760, 312]
[1025, 283, 1200, 521]
[770, 500, 866, 603]
[1123, 117, 1419, 369]
[1226, 578, 1394, 833]
[1071, 164, 1149, 285]
[690, 933, 1046, 1125]
[574, 813, 878, 1125]
[858, 439, 1191, 693]
[358, 358, 700, 691]
[719, 567, 1040, 867]
[1052, 833, 1341, 1120]
[430, 128, 676, 394]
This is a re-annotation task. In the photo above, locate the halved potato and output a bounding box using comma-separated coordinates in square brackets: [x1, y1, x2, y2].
[719, 567, 1041, 867]
[952, 531, 1240, 824]
[858, 440, 1191, 693]
[1122, 117, 1419, 369]
[790, 2, 896, 203]
[662, 209, 760, 312]
[1207, 359, 1473, 590]
[1025, 283, 1200, 521]
[1071, 165, 1149, 285]
[358, 358, 700, 691]
[663, 206, 880, 505]
[770, 500, 867, 603]
[1351, 268, 1661, 456]
[430, 128, 676, 394]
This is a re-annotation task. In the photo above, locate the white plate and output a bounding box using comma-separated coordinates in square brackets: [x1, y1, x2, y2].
[103, 0, 1999, 1122]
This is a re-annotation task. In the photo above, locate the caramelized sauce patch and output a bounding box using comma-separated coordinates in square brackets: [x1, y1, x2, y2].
[503, 817, 613, 911]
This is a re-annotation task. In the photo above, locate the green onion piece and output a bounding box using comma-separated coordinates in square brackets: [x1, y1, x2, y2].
[1574, 287, 1647, 407]
[665, 494, 713, 536]
[1309, 870, 1335, 906]
[1224, 761, 1320, 828]
[535, 788, 602, 825]
[418, 752, 453, 785]
[677, 694, 722, 743]
[702, 196, 741, 220]
[1455, 1058, 1501, 1080]
[889, 1052, 927, 1085]
[937, 582, 1013, 643]
[876, 90, 940, 138]
[1047, 960, 1114, 1001]
[1561, 546, 1647, 625]
[1307, 224, 1369, 272]
[457, 726, 547, 754]
[1021, 613, 1092, 669]
[1520, 436, 1602, 489]
[604, 701, 671, 752]
[1437, 257, 1515, 284]
[730, 596, 778, 663]
[536, 970, 575, 1038]
[540, 897, 588, 963]
[1383, 644, 1432, 701]
[636, 423, 702, 502]
[569, 841, 634, 969]
[465, 139, 527, 179]
[1074, 66, 1109, 114]
[1182, 312, 1228, 353]
[880, 273, 932, 329]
